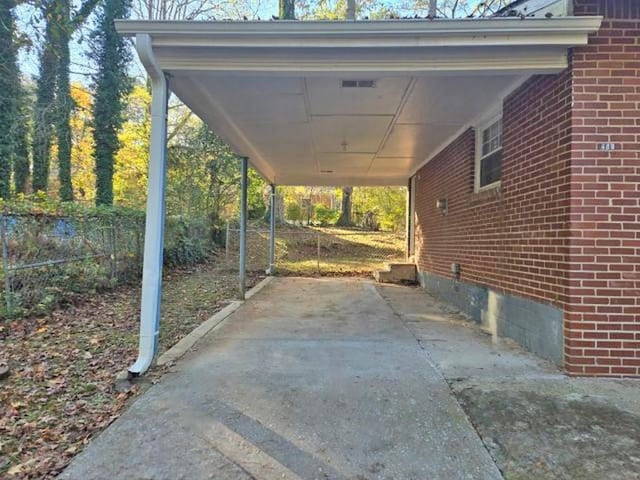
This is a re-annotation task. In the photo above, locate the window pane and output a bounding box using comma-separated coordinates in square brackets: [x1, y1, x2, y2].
[480, 150, 502, 187]
[481, 118, 503, 157]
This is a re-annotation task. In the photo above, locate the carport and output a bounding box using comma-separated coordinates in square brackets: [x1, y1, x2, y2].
[115, 15, 600, 375]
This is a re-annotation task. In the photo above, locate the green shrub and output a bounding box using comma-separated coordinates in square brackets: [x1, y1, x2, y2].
[286, 202, 302, 222]
[164, 216, 214, 267]
[314, 204, 339, 226]
[0, 195, 215, 319]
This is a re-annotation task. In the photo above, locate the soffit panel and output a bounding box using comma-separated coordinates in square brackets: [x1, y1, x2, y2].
[378, 123, 462, 159]
[306, 77, 411, 116]
[311, 116, 393, 154]
[397, 75, 521, 124]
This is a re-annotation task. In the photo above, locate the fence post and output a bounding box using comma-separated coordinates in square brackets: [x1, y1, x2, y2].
[1, 215, 12, 318]
[110, 221, 118, 282]
[316, 232, 321, 274]
[225, 219, 230, 265]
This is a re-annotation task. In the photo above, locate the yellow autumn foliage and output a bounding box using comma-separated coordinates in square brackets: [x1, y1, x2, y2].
[70, 84, 96, 203]
[113, 84, 151, 208]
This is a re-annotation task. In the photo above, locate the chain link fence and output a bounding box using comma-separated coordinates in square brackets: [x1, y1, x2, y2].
[224, 223, 406, 277]
[0, 213, 214, 320]
[0, 213, 404, 319]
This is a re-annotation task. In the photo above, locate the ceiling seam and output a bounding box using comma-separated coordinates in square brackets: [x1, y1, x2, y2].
[365, 77, 417, 177]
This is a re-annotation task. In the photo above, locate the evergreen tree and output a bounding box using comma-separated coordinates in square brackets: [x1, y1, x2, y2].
[0, 0, 20, 199]
[91, 0, 132, 205]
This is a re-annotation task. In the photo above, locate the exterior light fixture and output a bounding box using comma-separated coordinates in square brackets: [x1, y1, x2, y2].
[436, 198, 448, 216]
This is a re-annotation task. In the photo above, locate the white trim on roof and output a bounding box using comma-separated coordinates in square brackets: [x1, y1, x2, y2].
[116, 17, 601, 74]
[116, 17, 600, 46]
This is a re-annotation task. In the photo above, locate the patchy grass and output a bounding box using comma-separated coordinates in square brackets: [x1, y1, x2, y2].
[275, 225, 406, 276]
[225, 223, 405, 276]
[0, 260, 263, 479]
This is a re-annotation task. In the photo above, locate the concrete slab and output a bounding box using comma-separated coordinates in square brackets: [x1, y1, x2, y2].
[60, 277, 502, 480]
[378, 283, 640, 480]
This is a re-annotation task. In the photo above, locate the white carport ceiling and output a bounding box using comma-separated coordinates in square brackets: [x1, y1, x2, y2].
[116, 17, 602, 186]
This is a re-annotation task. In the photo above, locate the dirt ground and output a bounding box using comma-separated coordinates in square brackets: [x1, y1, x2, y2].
[0, 260, 263, 479]
[455, 384, 640, 480]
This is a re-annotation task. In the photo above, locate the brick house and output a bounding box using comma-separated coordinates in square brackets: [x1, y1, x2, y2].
[410, 0, 639, 376]
[117, 0, 638, 376]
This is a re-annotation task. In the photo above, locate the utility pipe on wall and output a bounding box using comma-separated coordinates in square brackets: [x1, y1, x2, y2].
[238, 157, 248, 299]
[129, 34, 169, 376]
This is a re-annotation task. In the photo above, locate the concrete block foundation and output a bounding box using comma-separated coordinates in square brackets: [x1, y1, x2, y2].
[417, 271, 564, 367]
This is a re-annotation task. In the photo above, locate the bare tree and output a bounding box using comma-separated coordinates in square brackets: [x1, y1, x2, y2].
[405, 0, 511, 18]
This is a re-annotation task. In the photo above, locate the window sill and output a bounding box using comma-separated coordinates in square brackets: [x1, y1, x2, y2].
[476, 180, 501, 193]
[469, 181, 502, 206]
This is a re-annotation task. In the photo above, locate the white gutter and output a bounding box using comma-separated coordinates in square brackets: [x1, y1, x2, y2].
[129, 34, 169, 376]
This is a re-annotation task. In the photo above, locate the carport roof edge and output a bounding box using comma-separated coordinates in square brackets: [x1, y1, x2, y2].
[116, 17, 602, 48]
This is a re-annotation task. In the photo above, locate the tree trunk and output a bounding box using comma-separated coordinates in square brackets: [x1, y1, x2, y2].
[13, 107, 30, 194]
[336, 186, 353, 226]
[346, 0, 355, 19]
[32, 18, 56, 194]
[279, 0, 294, 19]
[0, 0, 20, 199]
[56, 9, 74, 201]
[93, 0, 132, 206]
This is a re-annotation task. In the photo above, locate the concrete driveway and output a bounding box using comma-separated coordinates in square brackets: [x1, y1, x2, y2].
[60, 277, 502, 480]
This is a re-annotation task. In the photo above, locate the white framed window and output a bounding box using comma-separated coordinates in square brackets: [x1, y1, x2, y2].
[475, 113, 503, 191]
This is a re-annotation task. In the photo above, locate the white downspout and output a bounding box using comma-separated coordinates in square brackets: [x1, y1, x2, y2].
[129, 34, 169, 376]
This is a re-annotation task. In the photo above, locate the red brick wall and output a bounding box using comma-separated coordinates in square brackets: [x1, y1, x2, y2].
[414, 0, 639, 376]
[573, 0, 639, 17]
[414, 71, 573, 309]
[565, 0, 640, 376]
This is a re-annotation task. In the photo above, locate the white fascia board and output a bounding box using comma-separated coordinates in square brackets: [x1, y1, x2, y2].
[116, 18, 602, 48]
[117, 17, 601, 74]
[155, 47, 571, 74]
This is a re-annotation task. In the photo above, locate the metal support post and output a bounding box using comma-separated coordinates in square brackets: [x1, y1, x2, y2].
[1, 216, 12, 317]
[239, 157, 248, 299]
[267, 184, 276, 275]
[406, 178, 412, 260]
